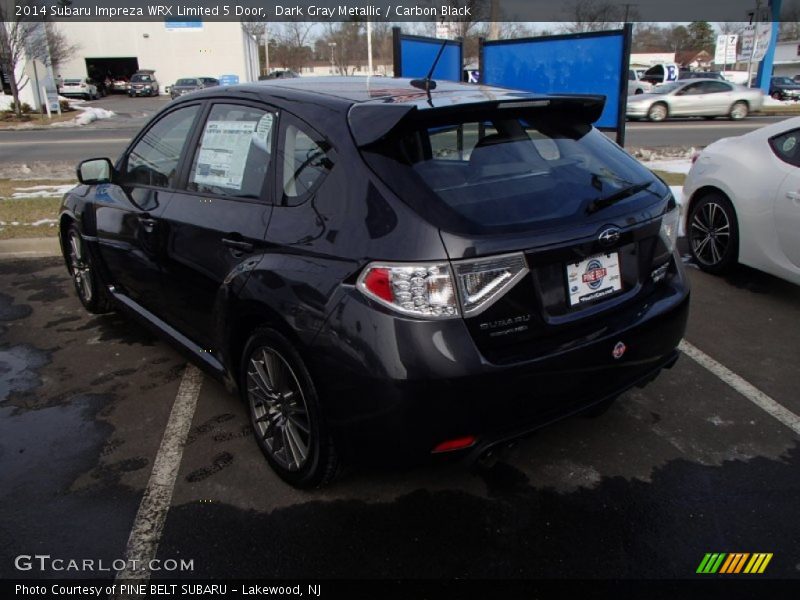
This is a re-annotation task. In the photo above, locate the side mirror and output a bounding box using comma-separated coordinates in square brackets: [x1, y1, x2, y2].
[77, 158, 114, 185]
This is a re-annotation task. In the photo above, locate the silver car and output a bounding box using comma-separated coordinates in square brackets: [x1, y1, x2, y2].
[627, 79, 764, 122]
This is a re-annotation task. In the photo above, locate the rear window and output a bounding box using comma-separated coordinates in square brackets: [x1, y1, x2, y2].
[176, 78, 197, 86]
[361, 108, 663, 233]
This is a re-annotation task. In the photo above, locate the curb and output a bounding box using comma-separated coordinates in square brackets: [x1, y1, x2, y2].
[0, 237, 61, 259]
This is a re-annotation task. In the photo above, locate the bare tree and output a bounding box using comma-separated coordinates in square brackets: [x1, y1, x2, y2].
[779, 0, 800, 41]
[272, 21, 315, 73]
[0, 2, 60, 116]
[323, 21, 365, 76]
[561, 0, 637, 33]
[45, 23, 79, 75]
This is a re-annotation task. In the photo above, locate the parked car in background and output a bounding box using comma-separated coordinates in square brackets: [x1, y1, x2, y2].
[128, 70, 159, 97]
[628, 69, 653, 95]
[60, 77, 99, 100]
[170, 77, 219, 99]
[258, 70, 299, 80]
[769, 77, 800, 100]
[679, 71, 726, 81]
[627, 79, 763, 122]
[59, 77, 689, 488]
[683, 117, 800, 285]
[111, 76, 130, 93]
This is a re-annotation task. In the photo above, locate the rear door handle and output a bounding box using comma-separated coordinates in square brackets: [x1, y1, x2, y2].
[222, 238, 254, 253]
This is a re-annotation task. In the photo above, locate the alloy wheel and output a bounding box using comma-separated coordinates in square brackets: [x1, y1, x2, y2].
[730, 102, 748, 120]
[247, 347, 312, 472]
[690, 201, 731, 267]
[648, 104, 667, 122]
[68, 231, 93, 303]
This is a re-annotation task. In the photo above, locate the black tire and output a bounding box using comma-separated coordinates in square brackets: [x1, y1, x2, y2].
[64, 223, 112, 314]
[729, 101, 748, 120]
[647, 102, 668, 122]
[241, 327, 339, 488]
[687, 192, 739, 275]
[634, 88, 644, 95]
[771, 91, 782, 100]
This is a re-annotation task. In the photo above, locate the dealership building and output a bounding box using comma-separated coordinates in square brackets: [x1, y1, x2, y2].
[5, 20, 259, 108]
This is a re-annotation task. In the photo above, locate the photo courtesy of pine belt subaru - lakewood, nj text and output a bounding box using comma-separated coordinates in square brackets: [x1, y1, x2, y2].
[59, 78, 689, 488]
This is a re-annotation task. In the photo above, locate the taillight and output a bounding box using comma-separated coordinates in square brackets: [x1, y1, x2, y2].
[691, 151, 701, 164]
[357, 262, 459, 318]
[659, 203, 680, 254]
[356, 252, 529, 320]
[454, 253, 529, 316]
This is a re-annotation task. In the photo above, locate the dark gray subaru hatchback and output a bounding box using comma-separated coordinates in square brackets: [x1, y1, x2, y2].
[60, 77, 689, 487]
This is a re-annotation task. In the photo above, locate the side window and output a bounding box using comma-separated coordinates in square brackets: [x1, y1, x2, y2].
[124, 105, 199, 188]
[769, 130, 800, 167]
[280, 118, 333, 205]
[681, 83, 704, 95]
[702, 81, 731, 94]
[188, 103, 276, 199]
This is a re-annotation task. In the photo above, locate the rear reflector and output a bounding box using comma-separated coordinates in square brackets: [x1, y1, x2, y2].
[431, 435, 477, 454]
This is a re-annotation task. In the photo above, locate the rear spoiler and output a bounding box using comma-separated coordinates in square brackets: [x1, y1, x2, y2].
[348, 94, 606, 147]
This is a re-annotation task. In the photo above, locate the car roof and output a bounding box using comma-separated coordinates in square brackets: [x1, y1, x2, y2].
[199, 76, 555, 106]
[174, 76, 606, 147]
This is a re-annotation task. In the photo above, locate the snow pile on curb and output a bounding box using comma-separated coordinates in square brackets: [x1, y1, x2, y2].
[9, 183, 75, 199]
[763, 95, 799, 107]
[48, 106, 116, 128]
[630, 147, 697, 162]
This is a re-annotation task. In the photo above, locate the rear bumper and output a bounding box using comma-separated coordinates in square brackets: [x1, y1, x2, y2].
[309, 277, 690, 464]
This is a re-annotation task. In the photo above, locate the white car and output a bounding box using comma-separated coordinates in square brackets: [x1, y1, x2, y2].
[628, 68, 653, 95]
[683, 117, 800, 285]
[59, 77, 99, 100]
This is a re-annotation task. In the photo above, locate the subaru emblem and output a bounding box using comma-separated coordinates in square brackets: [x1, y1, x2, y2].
[598, 228, 621, 246]
[612, 341, 626, 360]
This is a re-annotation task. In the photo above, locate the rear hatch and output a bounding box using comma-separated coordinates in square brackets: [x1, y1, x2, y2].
[357, 96, 679, 363]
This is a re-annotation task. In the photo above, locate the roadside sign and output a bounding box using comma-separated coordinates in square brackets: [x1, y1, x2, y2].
[753, 21, 772, 61]
[218, 74, 240, 86]
[714, 34, 738, 65]
[738, 24, 755, 61]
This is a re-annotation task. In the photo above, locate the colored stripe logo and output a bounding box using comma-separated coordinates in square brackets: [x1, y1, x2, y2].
[697, 553, 773, 574]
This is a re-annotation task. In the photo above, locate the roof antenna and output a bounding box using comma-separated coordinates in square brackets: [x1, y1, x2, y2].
[410, 39, 449, 93]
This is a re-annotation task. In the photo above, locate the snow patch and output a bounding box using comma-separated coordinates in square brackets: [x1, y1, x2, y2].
[643, 158, 693, 175]
[9, 184, 74, 199]
[30, 219, 57, 227]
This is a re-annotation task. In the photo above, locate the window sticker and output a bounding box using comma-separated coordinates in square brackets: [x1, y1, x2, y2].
[252, 113, 274, 152]
[192, 120, 257, 190]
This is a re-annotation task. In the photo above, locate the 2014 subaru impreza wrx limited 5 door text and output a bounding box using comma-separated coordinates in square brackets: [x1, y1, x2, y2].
[59, 77, 689, 488]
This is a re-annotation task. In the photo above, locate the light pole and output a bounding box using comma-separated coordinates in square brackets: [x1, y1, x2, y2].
[328, 42, 337, 75]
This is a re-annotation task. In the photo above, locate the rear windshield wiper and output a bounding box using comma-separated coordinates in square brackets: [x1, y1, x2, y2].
[586, 181, 655, 214]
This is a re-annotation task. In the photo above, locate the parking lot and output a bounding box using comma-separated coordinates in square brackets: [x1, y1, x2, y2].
[1, 245, 798, 582]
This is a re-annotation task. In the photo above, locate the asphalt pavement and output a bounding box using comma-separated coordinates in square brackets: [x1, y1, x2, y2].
[1, 250, 798, 585]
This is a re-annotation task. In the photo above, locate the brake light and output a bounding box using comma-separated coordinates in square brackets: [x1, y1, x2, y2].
[357, 262, 459, 318]
[432, 435, 476, 453]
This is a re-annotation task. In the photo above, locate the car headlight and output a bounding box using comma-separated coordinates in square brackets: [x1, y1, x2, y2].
[144, 85, 151, 89]
[659, 200, 680, 254]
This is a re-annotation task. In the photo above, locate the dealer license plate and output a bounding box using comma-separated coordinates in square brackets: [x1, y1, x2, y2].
[566, 252, 622, 306]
